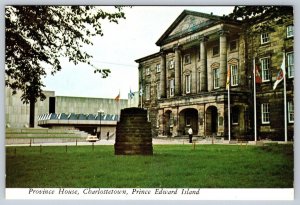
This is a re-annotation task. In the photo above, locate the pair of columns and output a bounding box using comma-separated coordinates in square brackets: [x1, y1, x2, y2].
[159, 30, 228, 98]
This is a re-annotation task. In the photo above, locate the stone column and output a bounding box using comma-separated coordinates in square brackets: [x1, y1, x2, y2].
[219, 30, 228, 88]
[200, 36, 208, 92]
[160, 51, 166, 98]
[174, 45, 182, 96]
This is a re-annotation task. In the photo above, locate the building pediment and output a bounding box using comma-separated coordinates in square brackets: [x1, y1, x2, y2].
[156, 10, 221, 46]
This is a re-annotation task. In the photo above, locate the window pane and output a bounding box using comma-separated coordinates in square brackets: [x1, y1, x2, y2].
[288, 101, 294, 122]
[261, 33, 269, 44]
[287, 25, 294, 37]
[213, 68, 219, 88]
[261, 103, 270, 123]
[287, 52, 294, 78]
[260, 58, 270, 81]
[231, 65, 238, 86]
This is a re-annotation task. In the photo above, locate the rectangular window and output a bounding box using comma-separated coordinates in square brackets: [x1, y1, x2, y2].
[230, 40, 237, 51]
[230, 64, 238, 86]
[212, 46, 219, 56]
[287, 52, 294, 78]
[261, 103, 270, 124]
[146, 67, 150, 75]
[213, 68, 220, 89]
[287, 25, 294, 38]
[169, 79, 174, 97]
[232, 107, 239, 125]
[184, 54, 191, 64]
[260, 58, 270, 82]
[261, 33, 270, 44]
[157, 82, 160, 99]
[169, 60, 174, 69]
[288, 101, 294, 123]
[156, 64, 161, 73]
[146, 85, 150, 100]
[185, 75, 191, 94]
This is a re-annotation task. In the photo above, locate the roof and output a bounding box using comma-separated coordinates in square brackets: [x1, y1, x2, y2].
[156, 10, 222, 46]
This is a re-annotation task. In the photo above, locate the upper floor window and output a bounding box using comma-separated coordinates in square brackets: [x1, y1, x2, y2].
[230, 40, 237, 51]
[169, 79, 174, 97]
[156, 64, 161, 73]
[287, 52, 294, 78]
[286, 25, 294, 38]
[145, 67, 150, 76]
[260, 57, 270, 82]
[184, 54, 191, 64]
[146, 85, 150, 100]
[185, 75, 191, 94]
[230, 64, 239, 86]
[156, 82, 161, 99]
[169, 60, 174, 69]
[213, 68, 220, 89]
[146, 84, 151, 100]
[288, 101, 294, 123]
[261, 33, 270, 44]
[261, 103, 270, 124]
[212, 45, 219, 56]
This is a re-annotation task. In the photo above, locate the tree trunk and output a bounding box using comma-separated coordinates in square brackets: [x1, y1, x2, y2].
[29, 98, 35, 128]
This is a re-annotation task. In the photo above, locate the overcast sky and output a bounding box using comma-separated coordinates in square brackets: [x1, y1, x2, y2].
[43, 6, 235, 99]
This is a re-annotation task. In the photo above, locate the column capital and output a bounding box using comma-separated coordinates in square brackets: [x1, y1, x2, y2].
[199, 35, 209, 42]
[173, 44, 182, 52]
[218, 30, 229, 36]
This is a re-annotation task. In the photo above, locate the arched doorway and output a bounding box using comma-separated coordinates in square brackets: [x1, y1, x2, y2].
[206, 106, 218, 136]
[163, 110, 173, 136]
[179, 108, 198, 135]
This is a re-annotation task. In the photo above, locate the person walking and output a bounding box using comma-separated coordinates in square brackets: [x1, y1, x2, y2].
[188, 127, 193, 143]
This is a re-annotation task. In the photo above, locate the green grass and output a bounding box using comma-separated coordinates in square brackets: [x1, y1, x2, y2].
[6, 144, 294, 188]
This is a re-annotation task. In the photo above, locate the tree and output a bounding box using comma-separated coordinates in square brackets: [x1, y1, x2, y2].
[5, 6, 126, 127]
[226, 6, 293, 33]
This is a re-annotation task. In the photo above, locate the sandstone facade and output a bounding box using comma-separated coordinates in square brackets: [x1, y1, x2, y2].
[135, 10, 294, 140]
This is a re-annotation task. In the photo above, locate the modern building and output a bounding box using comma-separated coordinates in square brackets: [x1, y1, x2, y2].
[5, 86, 134, 137]
[135, 10, 294, 140]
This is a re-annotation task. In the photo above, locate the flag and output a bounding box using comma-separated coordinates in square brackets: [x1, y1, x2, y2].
[115, 92, 120, 102]
[254, 65, 262, 84]
[129, 89, 134, 99]
[273, 59, 285, 90]
[226, 65, 230, 90]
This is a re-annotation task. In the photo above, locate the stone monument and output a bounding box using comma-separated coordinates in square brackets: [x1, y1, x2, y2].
[114, 107, 153, 155]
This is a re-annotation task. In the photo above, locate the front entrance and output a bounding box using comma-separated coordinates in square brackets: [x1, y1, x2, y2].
[206, 106, 218, 136]
[179, 108, 198, 135]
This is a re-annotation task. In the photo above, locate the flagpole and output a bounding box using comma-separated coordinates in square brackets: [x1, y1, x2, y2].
[253, 58, 257, 142]
[227, 65, 231, 142]
[283, 52, 287, 142]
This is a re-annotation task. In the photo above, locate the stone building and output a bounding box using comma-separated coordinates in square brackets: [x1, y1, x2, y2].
[135, 10, 294, 140]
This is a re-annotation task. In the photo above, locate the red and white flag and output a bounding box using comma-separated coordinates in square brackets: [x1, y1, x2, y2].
[273, 59, 285, 90]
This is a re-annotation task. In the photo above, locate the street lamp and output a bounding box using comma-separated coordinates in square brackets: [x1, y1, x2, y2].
[98, 109, 104, 140]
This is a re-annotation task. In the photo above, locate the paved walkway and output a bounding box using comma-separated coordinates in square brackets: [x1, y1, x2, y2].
[6, 137, 288, 147]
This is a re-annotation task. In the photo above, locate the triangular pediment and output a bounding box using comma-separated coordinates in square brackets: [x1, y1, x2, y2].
[169, 15, 213, 36]
[156, 10, 221, 46]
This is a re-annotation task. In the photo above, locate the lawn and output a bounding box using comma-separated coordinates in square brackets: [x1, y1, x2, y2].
[6, 144, 294, 188]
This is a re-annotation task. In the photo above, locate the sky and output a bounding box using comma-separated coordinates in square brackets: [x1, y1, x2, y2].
[43, 6, 235, 99]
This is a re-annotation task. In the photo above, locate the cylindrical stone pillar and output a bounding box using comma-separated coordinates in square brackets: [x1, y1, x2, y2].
[200, 36, 208, 92]
[174, 45, 182, 96]
[160, 51, 166, 98]
[219, 30, 228, 89]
